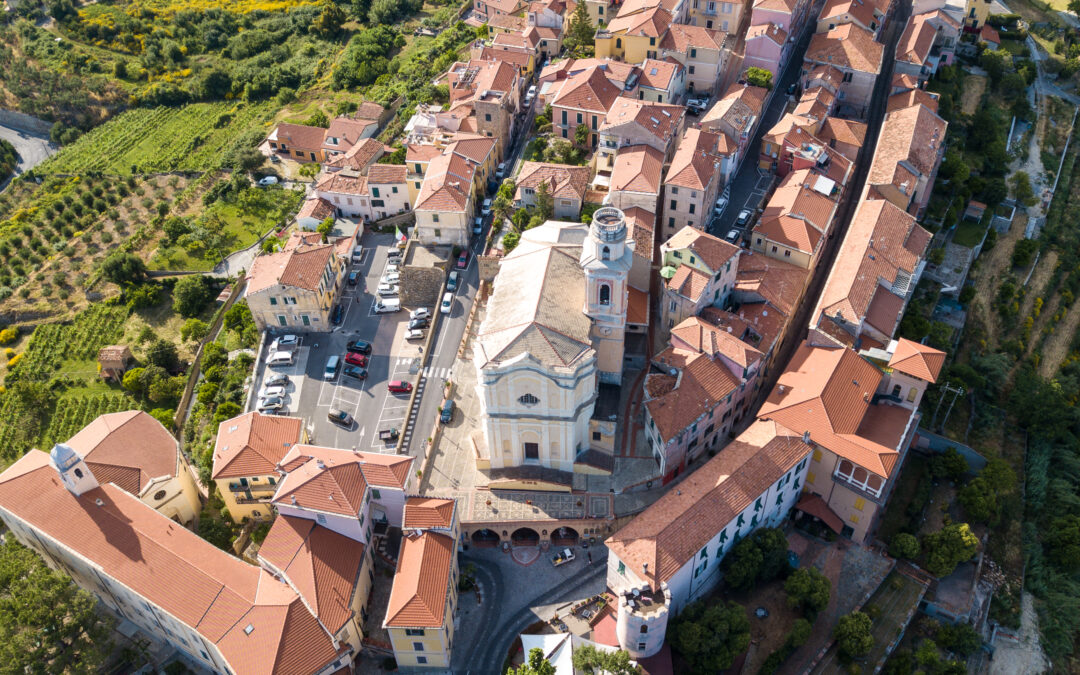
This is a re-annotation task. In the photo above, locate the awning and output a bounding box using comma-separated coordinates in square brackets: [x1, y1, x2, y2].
[659, 265, 677, 279]
[795, 493, 844, 534]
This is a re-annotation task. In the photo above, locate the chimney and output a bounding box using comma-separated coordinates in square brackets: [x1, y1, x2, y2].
[802, 430, 810, 444]
[643, 562, 649, 575]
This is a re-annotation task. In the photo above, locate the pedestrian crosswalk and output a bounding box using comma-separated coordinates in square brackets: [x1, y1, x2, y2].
[421, 366, 450, 380]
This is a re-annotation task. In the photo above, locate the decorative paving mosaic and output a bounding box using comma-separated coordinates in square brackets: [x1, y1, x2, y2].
[468, 490, 610, 521]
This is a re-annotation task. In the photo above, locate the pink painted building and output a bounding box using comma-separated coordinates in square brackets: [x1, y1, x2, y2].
[743, 23, 790, 77]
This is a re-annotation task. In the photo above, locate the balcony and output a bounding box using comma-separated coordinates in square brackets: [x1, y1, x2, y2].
[236, 496, 273, 505]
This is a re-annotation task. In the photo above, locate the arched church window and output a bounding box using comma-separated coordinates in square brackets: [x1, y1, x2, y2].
[599, 284, 611, 305]
[74, 468, 83, 479]
[519, 393, 539, 406]
[602, 246, 610, 261]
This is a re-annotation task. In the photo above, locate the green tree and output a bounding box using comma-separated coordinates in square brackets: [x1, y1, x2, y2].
[785, 567, 831, 616]
[930, 448, 968, 482]
[102, 251, 147, 286]
[535, 180, 554, 222]
[572, 644, 641, 674]
[0, 535, 112, 671]
[173, 275, 213, 318]
[146, 339, 180, 372]
[1046, 514, 1080, 570]
[508, 647, 556, 675]
[745, 66, 773, 89]
[122, 367, 146, 395]
[889, 533, 920, 560]
[149, 407, 175, 428]
[316, 216, 335, 243]
[669, 599, 751, 673]
[722, 527, 789, 590]
[181, 318, 210, 343]
[574, 123, 590, 148]
[937, 622, 981, 656]
[312, 1, 346, 36]
[834, 611, 874, 659]
[923, 523, 979, 577]
[563, 0, 596, 55]
[790, 618, 812, 647]
[1010, 171, 1036, 206]
[148, 374, 185, 404]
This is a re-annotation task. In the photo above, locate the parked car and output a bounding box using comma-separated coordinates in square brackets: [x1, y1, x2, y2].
[409, 317, 429, 330]
[346, 339, 372, 354]
[351, 245, 364, 263]
[786, 82, 798, 96]
[269, 154, 281, 164]
[386, 247, 402, 260]
[456, 251, 469, 269]
[327, 408, 353, 427]
[440, 399, 454, 423]
[474, 217, 484, 234]
[345, 352, 368, 367]
[343, 365, 367, 380]
[331, 304, 344, 325]
[257, 395, 284, 412]
[725, 229, 741, 243]
[714, 196, 729, 216]
[258, 385, 286, 399]
[384, 262, 399, 275]
[527, 85, 537, 99]
[324, 355, 340, 380]
[257, 176, 279, 187]
[381, 272, 400, 285]
[267, 351, 295, 367]
[551, 548, 575, 566]
[377, 283, 399, 297]
[736, 209, 753, 226]
[440, 292, 453, 315]
[264, 373, 289, 387]
[404, 328, 425, 341]
[270, 335, 299, 351]
[387, 380, 413, 394]
[482, 198, 492, 215]
[447, 270, 460, 292]
[496, 162, 507, 178]
[374, 299, 401, 313]
[347, 270, 360, 286]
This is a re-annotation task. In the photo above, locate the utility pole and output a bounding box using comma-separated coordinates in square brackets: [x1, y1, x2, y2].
[930, 381, 965, 432]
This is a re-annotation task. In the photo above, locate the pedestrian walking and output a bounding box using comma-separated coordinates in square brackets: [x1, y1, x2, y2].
[587, 552, 592, 565]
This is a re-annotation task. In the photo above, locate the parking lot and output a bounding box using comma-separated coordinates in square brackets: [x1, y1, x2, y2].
[247, 230, 435, 453]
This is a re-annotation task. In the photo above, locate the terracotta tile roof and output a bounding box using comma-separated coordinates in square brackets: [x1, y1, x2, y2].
[247, 242, 336, 295]
[891, 72, 920, 91]
[628, 285, 650, 324]
[610, 144, 665, 194]
[384, 531, 455, 628]
[322, 118, 375, 153]
[758, 344, 904, 477]
[795, 493, 843, 533]
[355, 101, 385, 120]
[493, 30, 532, 50]
[638, 58, 682, 90]
[645, 372, 678, 398]
[406, 143, 443, 164]
[816, 199, 929, 336]
[0, 453, 340, 675]
[701, 83, 768, 136]
[403, 497, 457, 529]
[278, 444, 412, 490]
[489, 13, 527, 30]
[794, 86, 836, 118]
[297, 196, 336, 222]
[806, 63, 845, 91]
[606, 419, 809, 588]
[746, 22, 787, 45]
[896, 11, 957, 66]
[821, 0, 878, 28]
[867, 102, 947, 197]
[805, 24, 884, 74]
[65, 410, 178, 495]
[662, 225, 740, 272]
[762, 178, 838, 230]
[886, 88, 939, 114]
[212, 413, 304, 480]
[753, 0, 798, 12]
[818, 118, 868, 156]
[516, 162, 591, 202]
[624, 206, 656, 260]
[734, 253, 807, 316]
[888, 337, 945, 382]
[477, 46, 534, 70]
[616, 0, 681, 17]
[665, 128, 723, 190]
[258, 516, 367, 636]
[274, 458, 368, 517]
[486, 0, 526, 13]
[980, 23, 1001, 44]
[670, 316, 764, 368]
[660, 23, 727, 52]
[449, 60, 518, 104]
[415, 150, 475, 213]
[367, 164, 408, 184]
[315, 171, 368, 196]
[646, 348, 741, 442]
[762, 112, 820, 148]
[269, 123, 326, 151]
[601, 99, 684, 144]
[667, 264, 711, 301]
[554, 66, 622, 112]
[607, 5, 673, 37]
[97, 344, 131, 362]
[544, 58, 638, 88]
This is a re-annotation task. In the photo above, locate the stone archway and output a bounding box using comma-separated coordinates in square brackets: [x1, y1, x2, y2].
[471, 529, 501, 548]
[511, 527, 540, 547]
[551, 526, 579, 547]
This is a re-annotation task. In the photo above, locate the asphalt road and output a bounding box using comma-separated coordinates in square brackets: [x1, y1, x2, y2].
[0, 124, 56, 188]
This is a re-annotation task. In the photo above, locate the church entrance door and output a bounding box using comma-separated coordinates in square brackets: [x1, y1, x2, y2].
[524, 442, 539, 461]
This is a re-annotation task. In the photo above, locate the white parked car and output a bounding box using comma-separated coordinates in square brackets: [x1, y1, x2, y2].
[410, 308, 431, 320]
[259, 385, 287, 399]
[736, 209, 753, 226]
[374, 298, 401, 313]
[714, 196, 729, 216]
[381, 272, 400, 285]
[270, 335, 299, 352]
[377, 283, 399, 297]
[440, 292, 453, 315]
[384, 262, 399, 275]
[725, 229, 741, 243]
[482, 198, 492, 215]
[404, 329, 425, 341]
[527, 85, 537, 99]
[257, 176, 279, 187]
[257, 395, 284, 412]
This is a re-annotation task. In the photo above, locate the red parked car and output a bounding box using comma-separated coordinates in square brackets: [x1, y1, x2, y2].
[345, 352, 368, 367]
[387, 380, 412, 394]
[456, 251, 469, 269]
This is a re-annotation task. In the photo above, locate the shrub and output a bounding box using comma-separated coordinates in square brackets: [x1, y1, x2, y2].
[785, 567, 831, 616]
[889, 533, 920, 560]
[173, 275, 213, 318]
[834, 611, 874, 659]
[0, 327, 18, 345]
[923, 523, 979, 577]
[149, 407, 175, 428]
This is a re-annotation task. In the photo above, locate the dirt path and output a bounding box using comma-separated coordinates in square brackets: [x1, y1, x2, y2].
[990, 593, 1050, 675]
[962, 74, 987, 115]
[1038, 291, 1080, 377]
[1018, 250, 1059, 322]
[968, 215, 1028, 350]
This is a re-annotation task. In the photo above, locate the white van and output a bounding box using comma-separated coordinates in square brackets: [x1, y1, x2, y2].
[324, 355, 340, 380]
[440, 292, 453, 315]
[374, 298, 401, 313]
[267, 351, 295, 367]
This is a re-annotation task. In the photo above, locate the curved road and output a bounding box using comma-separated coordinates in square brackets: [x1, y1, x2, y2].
[0, 123, 56, 189]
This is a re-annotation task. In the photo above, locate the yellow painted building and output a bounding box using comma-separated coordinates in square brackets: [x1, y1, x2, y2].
[384, 529, 459, 668]
[594, 6, 672, 62]
[211, 412, 305, 522]
[964, 0, 990, 29]
[245, 239, 345, 332]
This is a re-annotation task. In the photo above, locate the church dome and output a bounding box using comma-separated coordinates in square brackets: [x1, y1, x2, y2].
[49, 443, 81, 472]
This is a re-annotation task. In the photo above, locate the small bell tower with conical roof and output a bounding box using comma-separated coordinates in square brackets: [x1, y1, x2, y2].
[49, 443, 99, 496]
